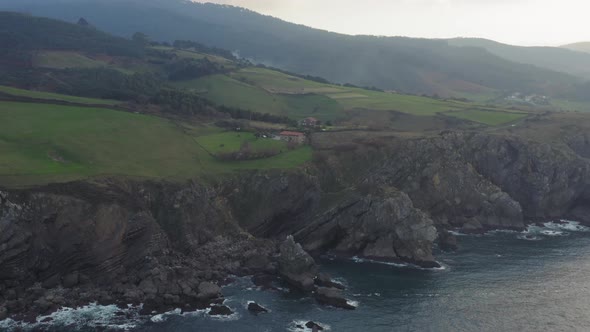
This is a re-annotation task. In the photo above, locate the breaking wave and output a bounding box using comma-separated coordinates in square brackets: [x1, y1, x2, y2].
[0, 303, 143, 331]
[288, 319, 331, 332]
[518, 220, 589, 240]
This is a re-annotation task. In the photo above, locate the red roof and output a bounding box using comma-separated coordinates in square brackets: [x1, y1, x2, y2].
[280, 131, 305, 137]
[304, 117, 318, 121]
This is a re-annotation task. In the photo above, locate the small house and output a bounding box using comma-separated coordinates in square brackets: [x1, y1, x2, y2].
[300, 117, 319, 127]
[278, 131, 306, 144]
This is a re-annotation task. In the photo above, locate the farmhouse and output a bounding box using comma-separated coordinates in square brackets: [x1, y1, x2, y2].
[300, 117, 319, 127]
[278, 131, 306, 144]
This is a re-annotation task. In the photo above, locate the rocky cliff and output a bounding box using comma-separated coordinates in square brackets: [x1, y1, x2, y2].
[0, 180, 275, 320]
[2, 131, 590, 320]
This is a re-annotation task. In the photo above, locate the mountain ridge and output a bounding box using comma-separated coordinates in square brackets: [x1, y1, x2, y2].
[0, 0, 588, 99]
[562, 42, 590, 54]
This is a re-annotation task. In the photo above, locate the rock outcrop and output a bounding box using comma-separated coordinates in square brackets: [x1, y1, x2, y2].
[314, 287, 356, 310]
[373, 135, 525, 231]
[2, 131, 590, 320]
[247, 302, 268, 314]
[296, 186, 438, 267]
[0, 180, 275, 319]
[278, 236, 318, 292]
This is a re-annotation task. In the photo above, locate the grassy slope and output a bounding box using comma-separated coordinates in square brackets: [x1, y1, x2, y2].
[173, 74, 344, 121]
[33, 51, 106, 69]
[230, 67, 461, 115]
[0, 85, 120, 105]
[197, 132, 285, 154]
[175, 67, 525, 124]
[151, 46, 236, 68]
[0, 101, 311, 187]
[550, 99, 590, 112]
[446, 109, 527, 125]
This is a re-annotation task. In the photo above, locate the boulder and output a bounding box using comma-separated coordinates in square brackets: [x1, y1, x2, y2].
[437, 230, 458, 251]
[139, 278, 157, 295]
[41, 275, 61, 289]
[0, 306, 7, 320]
[305, 321, 324, 331]
[247, 302, 268, 314]
[314, 287, 355, 310]
[314, 273, 345, 290]
[62, 272, 79, 288]
[278, 236, 318, 292]
[243, 254, 270, 272]
[208, 305, 233, 316]
[197, 282, 221, 301]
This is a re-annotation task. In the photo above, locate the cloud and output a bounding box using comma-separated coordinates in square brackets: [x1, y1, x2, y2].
[193, 0, 590, 46]
[192, 0, 286, 11]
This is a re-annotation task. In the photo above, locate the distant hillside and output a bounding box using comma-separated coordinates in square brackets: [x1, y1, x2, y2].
[448, 38, 590, 80]
[0, 12, 143, 58]
[0, 0, 586, 99]
[562, 42, 590, 54]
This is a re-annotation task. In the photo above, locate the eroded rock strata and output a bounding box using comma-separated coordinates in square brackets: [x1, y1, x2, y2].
[1, 132, 590, 319]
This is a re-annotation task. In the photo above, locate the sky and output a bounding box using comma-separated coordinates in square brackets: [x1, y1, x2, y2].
[194, 0, 589, 46]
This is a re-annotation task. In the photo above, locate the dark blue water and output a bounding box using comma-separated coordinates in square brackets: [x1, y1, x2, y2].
[4, 221, 590, 331]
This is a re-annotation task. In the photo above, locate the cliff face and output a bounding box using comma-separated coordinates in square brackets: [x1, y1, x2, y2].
[2, 131, 590, 319]
[294, 186, 438, 266]
[365, 132, 590, 230]
[0, 181, 275, 318]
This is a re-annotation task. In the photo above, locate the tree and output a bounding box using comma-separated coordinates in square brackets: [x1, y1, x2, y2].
[132, 32, 150, 46]
[77, 17, 90, 26]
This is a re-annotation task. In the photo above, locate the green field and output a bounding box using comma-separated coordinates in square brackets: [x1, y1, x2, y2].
[446, 109, 527, 125]
[0, 86, 120, 105]
[551, 99, 590, 112]
[197, 132, 285, 154]
[175, 67, 513, 121]
[172, 75, 343, 121]
[150, 46, 235, 67]
[33, 51, 106, 69]
[0, 101, 311, 187]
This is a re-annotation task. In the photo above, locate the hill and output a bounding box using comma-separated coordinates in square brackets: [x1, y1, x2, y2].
[0, 12, 536, 124]
[0, 12, 551, 187]
[448, 38, 590, 80]
[562, 42, 590, 54]
[0, 0, 588, 100]
[0, 100, 311, 187]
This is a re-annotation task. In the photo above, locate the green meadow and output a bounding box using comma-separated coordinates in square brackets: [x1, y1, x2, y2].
[33, 51, 106, 69]
[176, 67, 522, 122]
[446, 109, 527, 125]
[0, 85, 120, 105]
[0, 101, 311, 187]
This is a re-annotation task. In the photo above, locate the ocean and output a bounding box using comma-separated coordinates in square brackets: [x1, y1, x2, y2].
[3, 220, 590, 332]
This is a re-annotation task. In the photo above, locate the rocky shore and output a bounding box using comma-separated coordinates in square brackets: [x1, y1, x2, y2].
[1, 131, 590, 323]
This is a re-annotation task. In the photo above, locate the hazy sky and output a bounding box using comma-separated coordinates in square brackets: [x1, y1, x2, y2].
[194, 0, 589, 46]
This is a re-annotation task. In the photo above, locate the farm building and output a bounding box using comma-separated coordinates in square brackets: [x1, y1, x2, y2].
[300, 117, 319, 127]
[278, 131, 306, 144]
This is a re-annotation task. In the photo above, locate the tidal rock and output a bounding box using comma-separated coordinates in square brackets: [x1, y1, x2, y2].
[251, 273, 278, 290]
[0, 306, 8, 320]
[314, 287, 355, 310]
[247, 302, 268, 314]
[305, 321, 324, 331]
[437, 230, 458, 251]
[208, 305, 233, 316]
[197, 282, 221, 301]
[278, 236, 318, 292]
[314, 273, 345, 290]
